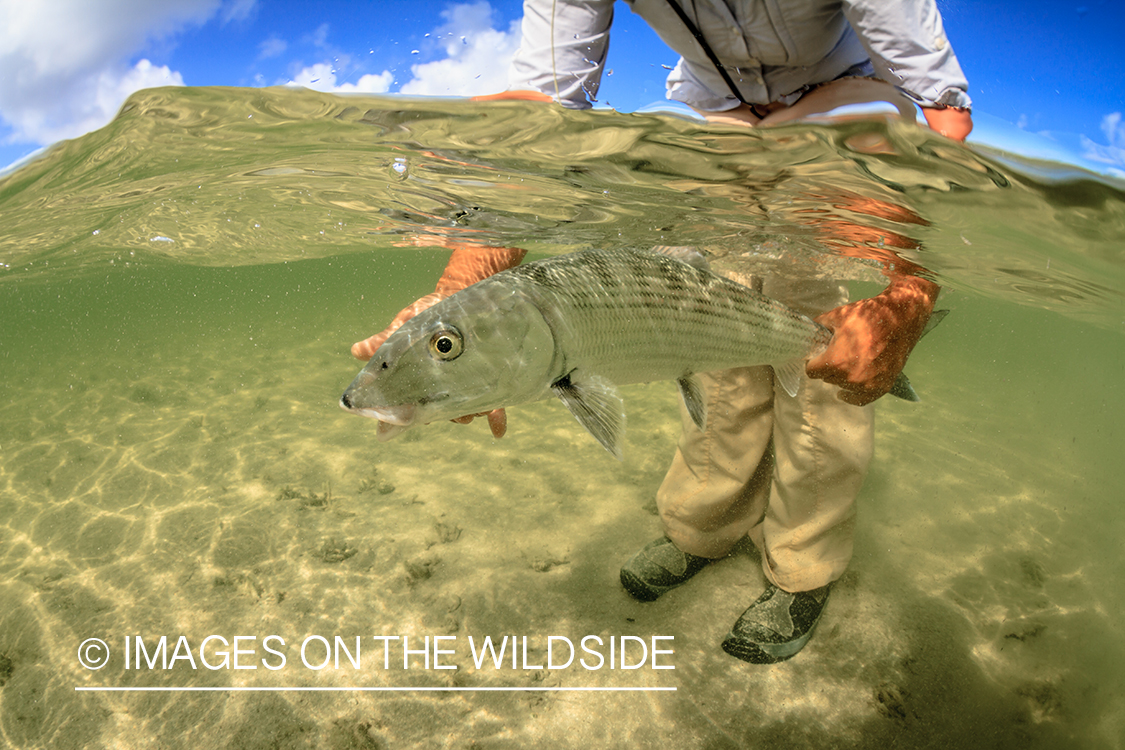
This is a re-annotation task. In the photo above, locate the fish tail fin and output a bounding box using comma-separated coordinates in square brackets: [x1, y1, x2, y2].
[774, 359, 805, 399]
[921, 308, 949, 339]
[888, 307, 949, 402]
[889, 372, 920, 401]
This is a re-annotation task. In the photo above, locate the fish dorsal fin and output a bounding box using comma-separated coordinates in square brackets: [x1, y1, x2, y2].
[649, 245, 710, 271]
[551, 370, 626, 460]
[676, 375, 707, 431]
[774, 359, 805, 399]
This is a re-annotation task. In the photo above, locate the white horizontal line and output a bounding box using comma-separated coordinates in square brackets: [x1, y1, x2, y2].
[75, 686, 676, 692]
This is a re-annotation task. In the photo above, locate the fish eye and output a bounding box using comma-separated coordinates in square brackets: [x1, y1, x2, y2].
[428, 328, 463, 361]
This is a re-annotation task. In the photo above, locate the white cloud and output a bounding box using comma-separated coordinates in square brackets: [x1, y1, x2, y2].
[398, 1, 521, 97]
[309, 23, 330, 50]
[220, 0, 256, 24]
[258, 36, 288, 60]
[287, 2, 518, 98]
[1101, 111, 1123, 148]
[1080, 112, 1125, 173]
[338, 72, 396, 94]
[289, 63, 394, 94]
[0, 0, 248, 146]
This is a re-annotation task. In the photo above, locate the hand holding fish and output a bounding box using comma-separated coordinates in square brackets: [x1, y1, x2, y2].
[806, 275, 940, 406]
[351, 291, 446, 360]
[351, 242, 526, 438]
[341, 249, 942, 457]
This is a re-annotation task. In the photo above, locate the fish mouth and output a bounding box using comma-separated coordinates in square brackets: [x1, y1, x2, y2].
[338, 398, 417, 426]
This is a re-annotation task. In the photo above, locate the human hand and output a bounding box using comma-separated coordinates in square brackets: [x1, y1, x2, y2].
[450, 410, 508, 439]
[350, 291, 447, 360]
[806, 276, 939, 406]
[350, 242, 525, 437]
[922, 106, 972, 141]
[471, 90, 553, 103]
[350, 293, 506, 435]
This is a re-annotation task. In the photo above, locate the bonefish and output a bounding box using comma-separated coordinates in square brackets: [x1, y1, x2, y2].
[340, 248, 933, 458]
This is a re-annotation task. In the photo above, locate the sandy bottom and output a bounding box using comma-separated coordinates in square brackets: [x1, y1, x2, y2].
[0, 255, 1122, 749]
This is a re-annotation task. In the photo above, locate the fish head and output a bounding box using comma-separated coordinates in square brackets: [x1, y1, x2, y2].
[340, 286, 556, 439]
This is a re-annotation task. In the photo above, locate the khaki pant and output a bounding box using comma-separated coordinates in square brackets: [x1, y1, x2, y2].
[655, 276, 874, 593]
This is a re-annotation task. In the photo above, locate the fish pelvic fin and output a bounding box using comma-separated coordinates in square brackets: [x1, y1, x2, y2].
[676, 375, 707, 431]
[773, 359, 805, 399]
[551, 370, 626, 460]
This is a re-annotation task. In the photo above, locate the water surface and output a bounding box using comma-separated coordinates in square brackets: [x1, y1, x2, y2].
[0, 87, 1123, 749]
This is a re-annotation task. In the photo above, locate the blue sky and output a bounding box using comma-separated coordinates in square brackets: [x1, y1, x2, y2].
[1, 0, 1123, 176]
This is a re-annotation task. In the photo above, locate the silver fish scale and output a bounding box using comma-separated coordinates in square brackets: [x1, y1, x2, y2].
[504, 249, 832, 385]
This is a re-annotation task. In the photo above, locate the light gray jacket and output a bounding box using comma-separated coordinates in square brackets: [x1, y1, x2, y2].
[509, 0, 971, 111]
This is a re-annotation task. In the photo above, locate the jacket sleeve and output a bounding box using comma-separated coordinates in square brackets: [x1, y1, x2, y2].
[508, 0, 616, 109]
[841, 0, 971, 108]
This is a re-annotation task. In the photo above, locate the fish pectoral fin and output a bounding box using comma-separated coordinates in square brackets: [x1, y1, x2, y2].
[676, 375, 707, 431]
[551, 371, 626, 460]
[773, 359, 806, 399]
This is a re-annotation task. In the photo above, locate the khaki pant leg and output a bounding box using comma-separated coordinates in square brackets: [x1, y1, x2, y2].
[655, 275, 875, 591]
[752, 276, 875, 591]
[749, 376, 874, 592]
[656, 366, 775, 559]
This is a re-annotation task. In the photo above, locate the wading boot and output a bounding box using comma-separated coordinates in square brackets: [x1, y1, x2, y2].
[721, 583, 831, 664]
[620, 536, 710, 602]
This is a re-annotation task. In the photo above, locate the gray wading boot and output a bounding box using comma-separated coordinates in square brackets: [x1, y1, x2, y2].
[620, 536, 711, 602]
[721, 582, 831, 664]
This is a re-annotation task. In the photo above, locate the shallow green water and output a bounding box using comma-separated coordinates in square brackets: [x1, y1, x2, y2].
[0, 87, 1123, 749]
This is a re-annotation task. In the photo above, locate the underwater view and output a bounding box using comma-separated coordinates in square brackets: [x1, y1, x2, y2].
[0, 86, 1123, 749]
